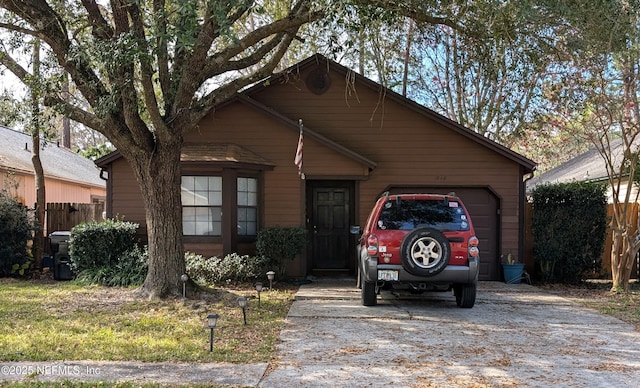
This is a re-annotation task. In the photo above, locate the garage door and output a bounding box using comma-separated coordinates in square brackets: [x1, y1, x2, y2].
[387, 187, 499, 280]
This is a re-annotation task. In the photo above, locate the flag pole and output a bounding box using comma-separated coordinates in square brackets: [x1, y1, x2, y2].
[295, 118, 305, 180]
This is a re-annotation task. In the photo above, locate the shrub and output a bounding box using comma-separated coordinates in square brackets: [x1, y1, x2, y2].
[531, 182, 607, 283]
[0, 191, 34, 277]
[74, 245, 148, 287]
[185, 252, 271, 285]
[70, 220, 147, 286]
[256, 226, 307, 276]
[69, 219, 139, 272]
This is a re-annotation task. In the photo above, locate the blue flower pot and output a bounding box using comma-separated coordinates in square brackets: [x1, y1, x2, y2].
[502, 263, 525, 284]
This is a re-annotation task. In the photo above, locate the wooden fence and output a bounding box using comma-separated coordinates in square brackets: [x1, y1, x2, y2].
[524, 203, 639, 279]
[46, 202, 104, 236]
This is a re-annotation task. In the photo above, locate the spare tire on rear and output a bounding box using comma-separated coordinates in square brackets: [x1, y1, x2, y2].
[401, 227, 450, 277]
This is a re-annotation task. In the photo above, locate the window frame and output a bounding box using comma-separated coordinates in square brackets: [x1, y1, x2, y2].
[236, 176, 259, 237]
[181, 167, 263, 251]
[181, 175, 223, 237]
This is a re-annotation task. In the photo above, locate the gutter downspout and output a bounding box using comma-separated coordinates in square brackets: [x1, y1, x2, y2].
[99, 168, 110, 219]
[521, 169, 536, 272]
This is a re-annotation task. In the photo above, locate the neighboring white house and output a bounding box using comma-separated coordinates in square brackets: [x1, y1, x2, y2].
[527, 138, 640, 203]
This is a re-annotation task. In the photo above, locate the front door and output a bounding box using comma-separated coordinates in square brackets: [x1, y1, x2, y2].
[308, 181, 354, 272]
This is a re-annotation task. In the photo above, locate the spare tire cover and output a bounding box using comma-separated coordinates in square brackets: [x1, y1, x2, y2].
[401, 227, 450, 277]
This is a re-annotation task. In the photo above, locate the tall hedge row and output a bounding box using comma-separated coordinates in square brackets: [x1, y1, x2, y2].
[531, 182, 607, 283]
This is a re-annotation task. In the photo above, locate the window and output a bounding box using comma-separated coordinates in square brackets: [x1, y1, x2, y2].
[181, 176, 222, 236]
[377, 199, 469, 231]
[237, 177, 258, 236]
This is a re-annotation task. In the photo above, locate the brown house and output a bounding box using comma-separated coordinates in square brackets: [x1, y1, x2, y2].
[96, 55, 535, 281]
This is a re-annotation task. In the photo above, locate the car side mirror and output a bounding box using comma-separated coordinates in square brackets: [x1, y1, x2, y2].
[350, 225, 361, 235]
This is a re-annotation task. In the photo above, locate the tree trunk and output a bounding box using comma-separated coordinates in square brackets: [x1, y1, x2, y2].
[610, 230, 633, 292]
[129, 137, 185, 299]
[31, 39, 46, 271]
[31, 137, 46, 270]
[402, 19, 414, 97]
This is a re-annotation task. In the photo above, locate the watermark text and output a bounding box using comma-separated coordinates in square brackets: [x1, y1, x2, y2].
[1, 364, 101, 377]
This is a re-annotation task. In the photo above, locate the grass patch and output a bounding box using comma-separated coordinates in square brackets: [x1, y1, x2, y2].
[0, 278, 295, 363]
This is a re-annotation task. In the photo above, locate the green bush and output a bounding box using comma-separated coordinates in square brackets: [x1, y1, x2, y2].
[185, 252, 271, 285]
[69, 219, 139, 271]
[0, 191, 34, 277]
[531, 182, 607, 283]
[70, 220, 147, 286]
[256, 226, 307, 276]
[74, 245, 148, 287]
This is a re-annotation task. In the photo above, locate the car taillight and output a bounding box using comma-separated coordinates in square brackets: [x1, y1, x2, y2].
[468, 236, 479, 258]
[366, 234, 379, 256]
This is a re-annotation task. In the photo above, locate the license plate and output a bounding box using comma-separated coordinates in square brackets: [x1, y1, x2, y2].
[378, 270, 398, 281]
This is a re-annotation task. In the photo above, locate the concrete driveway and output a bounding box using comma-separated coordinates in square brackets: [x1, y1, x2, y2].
[260, 279, 640, 387]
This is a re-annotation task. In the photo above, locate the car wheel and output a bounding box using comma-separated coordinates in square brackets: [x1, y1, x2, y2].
[362, 280, 377, 306]
[455, 283, 476, 308]
[401, 227, 450, 277]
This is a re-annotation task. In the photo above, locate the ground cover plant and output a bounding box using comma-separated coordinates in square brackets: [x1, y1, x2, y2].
[0, 278, 296, 363]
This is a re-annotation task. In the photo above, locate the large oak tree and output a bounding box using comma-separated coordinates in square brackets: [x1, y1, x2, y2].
[0, 0, 323, 298]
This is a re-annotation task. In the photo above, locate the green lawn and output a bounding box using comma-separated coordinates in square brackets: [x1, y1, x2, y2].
[0, 279, 295, 364]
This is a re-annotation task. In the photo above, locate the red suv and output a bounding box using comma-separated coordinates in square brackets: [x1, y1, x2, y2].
[357, 193, 479, 308]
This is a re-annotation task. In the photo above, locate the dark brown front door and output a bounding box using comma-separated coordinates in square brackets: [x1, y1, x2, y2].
[309, 182, 353, 271]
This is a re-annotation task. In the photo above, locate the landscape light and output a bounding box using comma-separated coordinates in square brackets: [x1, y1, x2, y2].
[181, 274, 189, 298]
[206, 313, 219, 352]
[237, 296, 247, 325]
[255, 282, 263, 306]
[266, 271, 275, 290]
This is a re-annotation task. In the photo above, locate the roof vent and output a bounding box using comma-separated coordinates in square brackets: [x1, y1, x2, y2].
[305, 67, 332, 95]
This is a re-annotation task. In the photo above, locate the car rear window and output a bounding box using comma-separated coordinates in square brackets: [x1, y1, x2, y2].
[376, 199, 469, 231]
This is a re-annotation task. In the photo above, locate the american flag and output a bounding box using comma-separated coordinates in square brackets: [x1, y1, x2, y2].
[294, 119, 303, 177]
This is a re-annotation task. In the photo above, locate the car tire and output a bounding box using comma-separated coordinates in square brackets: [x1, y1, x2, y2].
[454, 283, 476, 308]
[401, 227, 450, 277]
[362, 280, 377, 306]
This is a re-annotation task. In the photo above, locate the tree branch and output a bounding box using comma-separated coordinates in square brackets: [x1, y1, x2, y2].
[203, 8, 323, 79]
[127, 1, 164, 133]
[153, 0, 171, 115]
[189, 30, 296, 126]
[80, 0, 114, 40]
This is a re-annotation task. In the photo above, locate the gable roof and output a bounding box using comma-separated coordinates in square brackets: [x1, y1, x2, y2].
[241, 54, 536, 174]
[527, 138, 627, 190]
[0, 125, 104, 187]
[96, 54, 536, 174]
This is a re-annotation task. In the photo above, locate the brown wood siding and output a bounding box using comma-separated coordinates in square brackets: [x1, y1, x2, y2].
[250, 67, 523, 269]
[195, 105, 367, 228]
[110, 158, 147, 234]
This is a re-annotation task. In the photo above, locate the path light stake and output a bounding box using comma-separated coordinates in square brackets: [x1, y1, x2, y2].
[266, 271, 275, 291]
[181, 274, 189, 298]
[255, 282, 263, 306]
[237, 296, 247, 325]
[206, 313, 219, 352]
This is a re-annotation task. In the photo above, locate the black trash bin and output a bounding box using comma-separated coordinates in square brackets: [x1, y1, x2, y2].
[49, 231, 74, 281]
